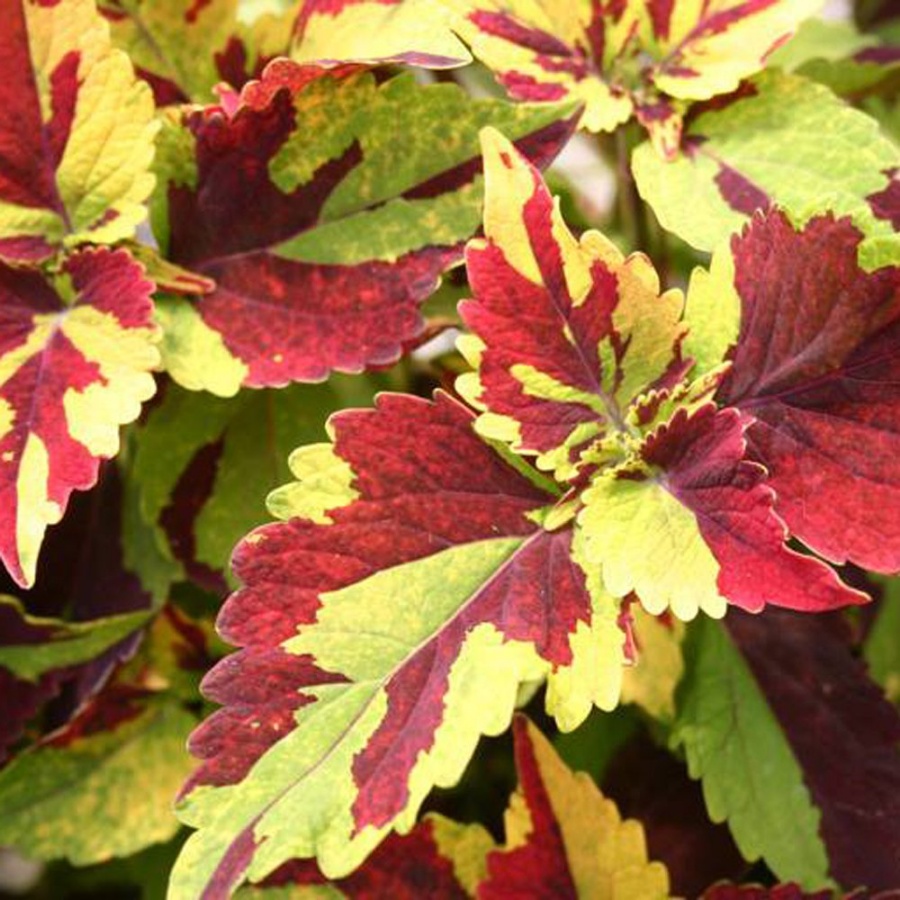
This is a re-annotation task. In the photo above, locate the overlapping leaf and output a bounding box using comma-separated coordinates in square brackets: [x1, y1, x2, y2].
[130, 375, 397, 592]
[632, 70, 900, 265]
[675, 610, 900, 891]
[0, 596, 150, 761]
[708, 209, 900, 573]
[171, 391, 628, 897]
[0, 0, 158, 264]
[456, 128, 688, 481]
[0, 249, 159, 587]
[0, 604, 213, 865]
[101, 0, 294, 104]
[769, 17, 900, 98]
[153, 62, 576, 396]
[173, 129, 869, 896]
[460, 130, 861, 621]
[600, 733, 746, 894]
[239, 815, 493, 898]
[480, 716, 669, 898]
[438, 0, 817, 155]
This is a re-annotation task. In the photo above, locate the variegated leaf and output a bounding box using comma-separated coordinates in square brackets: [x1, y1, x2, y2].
[0, 0, 158, 264]
[0, 249, 159, 587]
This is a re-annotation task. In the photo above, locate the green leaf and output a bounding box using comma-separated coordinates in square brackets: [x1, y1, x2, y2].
[865, 577, 900, 705]
[0, 698, 195, 865]
[0, 597, 152, 683]
[672, 616, 831, 889]
[632, 70, 900, 266]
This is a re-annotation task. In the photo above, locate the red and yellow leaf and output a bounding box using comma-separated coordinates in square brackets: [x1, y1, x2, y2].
[642, 0, 822, 101]
[171, 392, 628, 897]
[0, 0, 158, 264]
[0, 249, 159, 587]
[480, 716, 670, 898]
[458, 127, 687, 482]
[577, 404, 865, 620]
[172, 128, 874, 898]
[153, 62, 576, 396]
[717, 209, 900, 572]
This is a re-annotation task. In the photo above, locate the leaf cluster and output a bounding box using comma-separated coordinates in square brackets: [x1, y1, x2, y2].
[1, 1, 900, 898]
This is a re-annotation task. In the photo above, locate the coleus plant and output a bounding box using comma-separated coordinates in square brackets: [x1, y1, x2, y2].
[0, 0, 899, 897]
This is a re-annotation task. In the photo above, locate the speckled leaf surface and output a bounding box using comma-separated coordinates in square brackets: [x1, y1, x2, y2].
[632, 70, 900, 262]
[0, 689, 196, 865]
[153, 62, 576, 396]
[480, 716, 669, 899]
[0, 249, 159, 588]
[0, 0, 158, 264]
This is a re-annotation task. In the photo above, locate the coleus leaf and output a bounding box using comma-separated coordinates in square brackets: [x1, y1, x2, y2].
[632, 70, 900, 265]
[0, 688, 196, 865]
[292, 0, 472, 69]
[173, 128, 868, 895]
[480, 716, 669, 898]
[864, 577, 900, 705]
[441, 0, 819, 156]
[710, 209, 900, 573]
[459, 129, 861, 620]
[171, 391, 628, 897]
[100, 0, 294, 105]
[674, 611, 900, 890]
[0, 596, 151, 761]
[238, 814, 493, 898]
[601, 734, 746, 894]
[0, 598, 150, 684]
[131, 376, 396, 592]
[0, 248, 159, 587]
[0, 0, 158, 264]
[152, 62, 576, 396]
